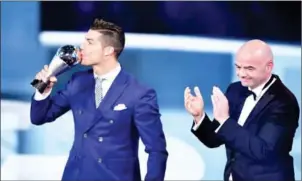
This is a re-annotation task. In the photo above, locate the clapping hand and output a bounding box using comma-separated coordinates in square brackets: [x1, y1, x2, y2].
[211, 86, 230, 124]
[184, 86, 205, 123]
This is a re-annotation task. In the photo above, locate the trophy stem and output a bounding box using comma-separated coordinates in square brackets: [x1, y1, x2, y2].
[30, 79, 49, 94]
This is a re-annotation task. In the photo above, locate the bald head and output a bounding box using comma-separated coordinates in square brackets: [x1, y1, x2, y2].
[237, 39, 273, 64]
[235, 39, 274, 89]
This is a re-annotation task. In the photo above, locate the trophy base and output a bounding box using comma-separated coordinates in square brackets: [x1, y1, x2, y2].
[30, 79, 49, 94]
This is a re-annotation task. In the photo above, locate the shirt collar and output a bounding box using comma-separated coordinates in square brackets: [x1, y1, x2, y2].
[93, 63, 121, 82]
[249, 75, 273, 97]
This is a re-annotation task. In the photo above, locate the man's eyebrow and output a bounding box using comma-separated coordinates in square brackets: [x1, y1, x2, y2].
[85, 38, 94, 42]
[235, 64, 255, 69]
[244, 66, 255, 69]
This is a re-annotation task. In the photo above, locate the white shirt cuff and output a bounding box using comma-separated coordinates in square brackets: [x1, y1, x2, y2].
[214, 121, 224, 133]
[192, 113, 206, 131]
[34, 89, 52, 101]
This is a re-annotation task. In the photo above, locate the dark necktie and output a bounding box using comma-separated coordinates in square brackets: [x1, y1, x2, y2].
[246, 90, 256, 100]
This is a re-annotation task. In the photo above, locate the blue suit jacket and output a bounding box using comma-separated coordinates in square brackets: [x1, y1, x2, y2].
[30, 68, 168, 181]
[192, 75, 300, 181]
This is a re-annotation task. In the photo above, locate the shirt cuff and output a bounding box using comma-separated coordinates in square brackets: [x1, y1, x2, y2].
[192, 113, 206, 131]
[34, 89, 52, 101]
[214, 121, 226, 133]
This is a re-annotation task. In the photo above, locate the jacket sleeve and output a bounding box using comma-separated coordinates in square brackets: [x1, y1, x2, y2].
[30, 75, 75, 125]
[134, 88, 168, 181]
[216, 101, 300, 162]
[191, 114, 224, 148]
[191, 84, 234, 148]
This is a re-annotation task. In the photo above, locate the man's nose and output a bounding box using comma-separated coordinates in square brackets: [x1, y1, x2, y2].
[238, 68, 247, 76]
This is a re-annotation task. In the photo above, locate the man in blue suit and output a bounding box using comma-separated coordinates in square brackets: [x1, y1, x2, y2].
[184, 39, 299, 181]
[30, 18, 168, 181]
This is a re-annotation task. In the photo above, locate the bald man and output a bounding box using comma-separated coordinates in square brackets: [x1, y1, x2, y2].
[184, 39, 300, 181]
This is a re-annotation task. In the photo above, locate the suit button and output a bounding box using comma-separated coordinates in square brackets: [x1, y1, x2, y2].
[78, 110, 82, 114]
[98, 158, 102, 163]
[231, 158, 235, 162]
[83, 133, 87, 138]
[109, 120, 114, 124]
[98, 137, 103, 142]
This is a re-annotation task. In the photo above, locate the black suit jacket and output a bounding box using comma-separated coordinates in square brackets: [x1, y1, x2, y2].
[192, 75, 300, 181]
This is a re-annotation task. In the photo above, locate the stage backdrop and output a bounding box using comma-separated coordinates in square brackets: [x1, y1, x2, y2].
[1, 2, 301, 180]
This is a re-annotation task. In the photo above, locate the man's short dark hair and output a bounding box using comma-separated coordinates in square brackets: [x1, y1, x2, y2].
[90, 18, 125, 58]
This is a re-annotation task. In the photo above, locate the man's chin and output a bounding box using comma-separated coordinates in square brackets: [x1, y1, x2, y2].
[80, 61, 90, 66]
[240, 81, 250, 87]
[80, 64, 90, 67]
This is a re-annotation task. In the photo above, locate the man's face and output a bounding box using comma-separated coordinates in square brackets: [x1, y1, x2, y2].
[80, 30, 104, 66]
[235, 52, 272, 89]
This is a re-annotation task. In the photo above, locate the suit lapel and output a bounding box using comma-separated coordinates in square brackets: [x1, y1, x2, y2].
[243, 93, 274, 128]
[81, 69, 97, 112]
[243, 77, 280, 128]
[98, 69, 129, 112]
[84, 69, 129, 132]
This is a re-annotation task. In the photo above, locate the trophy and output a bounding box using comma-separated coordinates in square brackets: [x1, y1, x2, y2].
[31, 45, 81, 93]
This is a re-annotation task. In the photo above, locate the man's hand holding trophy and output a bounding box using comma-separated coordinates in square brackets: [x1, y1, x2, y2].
[31, 45, 82, 94]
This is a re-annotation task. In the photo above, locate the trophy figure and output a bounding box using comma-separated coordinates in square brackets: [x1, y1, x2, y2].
[31, 45, 81, 93]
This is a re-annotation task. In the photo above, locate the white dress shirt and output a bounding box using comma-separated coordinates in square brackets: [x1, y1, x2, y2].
[192, 75, 276, 180]
[34, 64, 121, 101]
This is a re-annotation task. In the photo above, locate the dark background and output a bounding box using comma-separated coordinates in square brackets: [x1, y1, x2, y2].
[41, 1, 301, 44]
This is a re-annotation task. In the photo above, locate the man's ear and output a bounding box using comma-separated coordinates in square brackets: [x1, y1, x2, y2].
[104, 46, 115, 56]
[266, 60, 274, 71]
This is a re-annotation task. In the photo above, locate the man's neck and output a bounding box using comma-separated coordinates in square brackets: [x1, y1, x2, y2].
[93, 59, 119, 76]
[249, 74, 272, 91]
